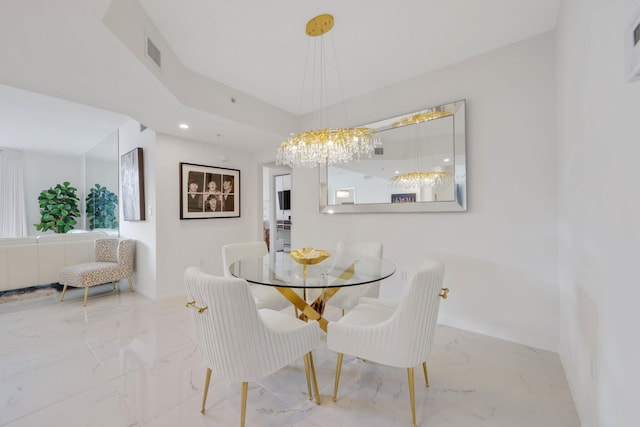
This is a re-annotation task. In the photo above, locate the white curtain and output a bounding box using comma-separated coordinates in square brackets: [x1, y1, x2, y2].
[0, 148, 28, 237]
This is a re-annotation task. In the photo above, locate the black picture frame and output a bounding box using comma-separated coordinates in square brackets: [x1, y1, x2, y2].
[180, 162, 240, 219]
[121, 147, 146, 221]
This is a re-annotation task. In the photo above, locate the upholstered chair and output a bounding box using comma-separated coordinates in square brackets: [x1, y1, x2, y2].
[222, 241, 292, 311]
[184, 267, 321, 427]
[324, 240, 383, 313]
[327, 258, 446, 427]
[59, 239, 135, 306]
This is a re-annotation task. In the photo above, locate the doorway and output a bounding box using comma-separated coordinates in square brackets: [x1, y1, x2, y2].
[262, 164, 292, 253]
[274, 174, 291, 252]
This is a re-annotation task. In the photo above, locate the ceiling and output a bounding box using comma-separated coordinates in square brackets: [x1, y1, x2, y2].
[0, 84, 129, 156]
[0, 0, 562, 156]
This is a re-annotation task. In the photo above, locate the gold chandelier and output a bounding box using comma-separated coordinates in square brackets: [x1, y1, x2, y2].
[276, 14, 379, 168]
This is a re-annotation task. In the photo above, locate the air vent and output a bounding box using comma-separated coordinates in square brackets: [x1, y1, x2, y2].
[627, 6, 640, 82]
[374, 147, 384, 155]
[146, 37, 161, 68]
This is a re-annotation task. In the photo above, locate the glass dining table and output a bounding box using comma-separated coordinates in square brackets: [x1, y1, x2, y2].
[229, 250, 396, 332]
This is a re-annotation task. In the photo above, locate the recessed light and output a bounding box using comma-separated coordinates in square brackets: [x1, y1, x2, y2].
[443, 158, 451, 162]
[179, 123, 189, 129]
[394, 171, 400, 174]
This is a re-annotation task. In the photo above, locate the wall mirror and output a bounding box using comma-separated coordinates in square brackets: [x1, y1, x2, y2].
[320, 99, 466, 213]
[84, 130, 120, 234]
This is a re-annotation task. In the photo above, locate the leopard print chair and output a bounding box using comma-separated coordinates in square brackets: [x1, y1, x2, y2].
[59, 239, 135, 306]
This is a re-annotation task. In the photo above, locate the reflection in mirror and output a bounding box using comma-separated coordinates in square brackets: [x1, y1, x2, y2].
[320, 99, 466, 213]
[84, 131, 119, 235]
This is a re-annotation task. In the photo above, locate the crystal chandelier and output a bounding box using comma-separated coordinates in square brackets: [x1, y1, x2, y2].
[278, 128, 379, 168]
[390, 169, 453, 189]
[276, 14, 379, 168]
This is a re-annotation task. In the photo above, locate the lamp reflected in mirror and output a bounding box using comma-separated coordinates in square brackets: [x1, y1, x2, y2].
[389, 107, 454, 200]
[319, 99, 466, 213]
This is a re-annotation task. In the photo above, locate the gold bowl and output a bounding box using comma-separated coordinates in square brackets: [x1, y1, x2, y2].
[290, 248, 331, 265]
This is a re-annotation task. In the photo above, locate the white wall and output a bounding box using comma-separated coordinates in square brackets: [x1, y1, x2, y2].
[154, 133, 261, 299]
[292, 33, 559, 351]
[556, 0, 640, 425]
[118, 120, 157, 300]
[23, 151, 83, 236]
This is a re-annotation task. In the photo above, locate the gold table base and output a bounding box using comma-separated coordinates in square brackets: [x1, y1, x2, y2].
[275, 263, 355, 332]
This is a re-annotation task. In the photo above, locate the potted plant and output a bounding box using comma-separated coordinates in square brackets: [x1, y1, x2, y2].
[86, 184, 118, 229]
[34, 181, 81, 233]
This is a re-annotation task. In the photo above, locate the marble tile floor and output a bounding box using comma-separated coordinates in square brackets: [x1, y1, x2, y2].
[0, 286, 580, 427]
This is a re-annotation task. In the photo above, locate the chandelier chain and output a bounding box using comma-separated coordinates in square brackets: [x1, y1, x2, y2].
[277, 14, 378, 168]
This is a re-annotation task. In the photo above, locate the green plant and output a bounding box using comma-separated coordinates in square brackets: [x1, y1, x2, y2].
[35, 181, 81, 233]
[86, 184, 118, 229]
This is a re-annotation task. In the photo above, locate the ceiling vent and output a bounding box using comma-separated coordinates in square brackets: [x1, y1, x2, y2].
[626, 6, 640, 82]
[146, 37, 161, 69]
[374, 147, 384, 155]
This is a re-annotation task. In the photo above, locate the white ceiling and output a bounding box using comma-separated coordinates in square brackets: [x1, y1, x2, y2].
[0, 84, 129, 156]
[0, 0, 562, 156]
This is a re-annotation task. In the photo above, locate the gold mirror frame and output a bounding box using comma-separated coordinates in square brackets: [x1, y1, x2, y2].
[319, 99, 466, 213]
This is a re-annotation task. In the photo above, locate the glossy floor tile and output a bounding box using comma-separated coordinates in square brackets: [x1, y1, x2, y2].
[0, 286, 580, 427]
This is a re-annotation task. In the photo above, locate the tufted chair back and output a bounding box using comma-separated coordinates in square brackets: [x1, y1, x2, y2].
[183, 266, 321, 424]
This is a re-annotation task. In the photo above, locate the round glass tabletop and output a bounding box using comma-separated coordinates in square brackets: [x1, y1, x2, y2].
[230, 250, 395, 289]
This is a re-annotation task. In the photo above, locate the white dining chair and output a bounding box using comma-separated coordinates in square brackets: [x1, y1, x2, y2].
[324, 240, 383, 314]
[327, 258, 446, 427]
[222, 241, 292, 311]
[184, 267, 321, 427]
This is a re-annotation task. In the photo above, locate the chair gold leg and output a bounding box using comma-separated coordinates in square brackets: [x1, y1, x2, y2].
[303, 353, 313, 400]
[422, 361, 429, 387]
[200, 367, 212, 414]
[308, 351, 320, 404]
[127, 276, 134, 292]
[60, 284, 68, 302]
[240, 381, 248, 427]
[333, 353, 343, 402]
[83, 287, 89, 306]
[408, 367, 417, 427]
